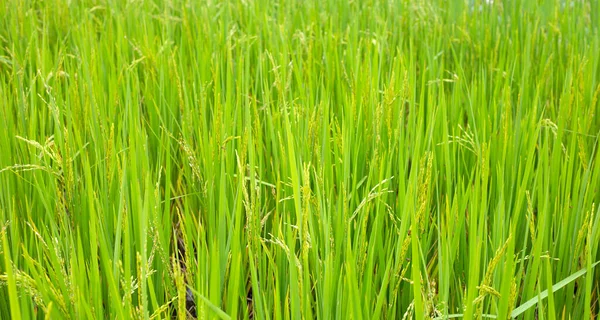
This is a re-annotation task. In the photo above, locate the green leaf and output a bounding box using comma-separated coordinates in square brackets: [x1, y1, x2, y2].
[510, 261, 600, 318]
[187, 286, 231, 320]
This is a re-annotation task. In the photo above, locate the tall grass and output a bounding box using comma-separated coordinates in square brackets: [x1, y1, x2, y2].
[1, 0, 599, 319]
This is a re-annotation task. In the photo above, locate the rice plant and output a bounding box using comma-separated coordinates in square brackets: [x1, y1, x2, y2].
[0, 0, 599, 319]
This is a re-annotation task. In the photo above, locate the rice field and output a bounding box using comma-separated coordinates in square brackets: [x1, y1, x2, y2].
[1, 0, 600, 319]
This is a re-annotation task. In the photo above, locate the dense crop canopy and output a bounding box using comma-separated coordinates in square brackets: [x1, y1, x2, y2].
[1, 0, 599, 319]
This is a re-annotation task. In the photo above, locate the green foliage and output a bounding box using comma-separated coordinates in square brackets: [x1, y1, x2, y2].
[1, 0, 599, 319]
